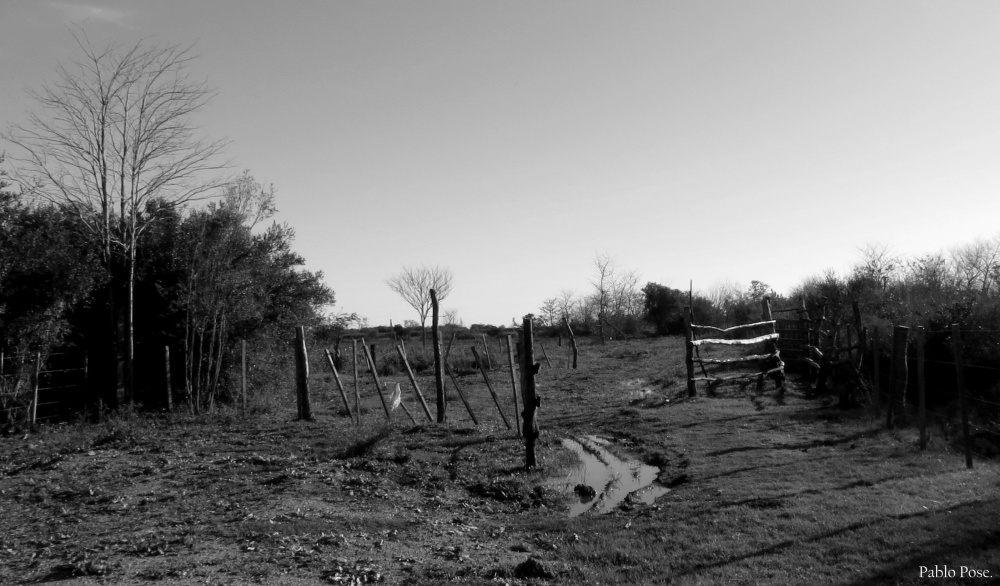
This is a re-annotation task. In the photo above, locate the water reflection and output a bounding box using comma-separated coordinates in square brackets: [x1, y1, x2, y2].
[548, 436, 670, 516]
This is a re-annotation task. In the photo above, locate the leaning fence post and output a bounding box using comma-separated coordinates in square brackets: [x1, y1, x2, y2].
[362, 338, 390, 420]
[472, 346, 511, 429]
[951, 324, 973, 469]
[521, 316, 540, 469]
[324, 349, 354, 421]
[396, 345, 433, 422]
[505, 334, 522, 436]
[887, 326, 908, 429]
[917, 326, 927, 449]
[294, 326, 312, 421]
[446, 362, 479, 425]
[538, 342, 552, 369]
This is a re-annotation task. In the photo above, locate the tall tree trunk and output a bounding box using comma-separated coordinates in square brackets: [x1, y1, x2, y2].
[184, 312, 193, 414]
[194, 325, 205, 415]
[124, 246, 135, 404]
[204, 310, 218, 412]
[210, 311, 227, 405]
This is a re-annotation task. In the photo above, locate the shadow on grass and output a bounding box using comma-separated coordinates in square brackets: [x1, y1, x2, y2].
[704, 429, 878, 457]
[674, 466, 965, 523]
[337, 424, 394, 459]
[674, 497, 1000, 580]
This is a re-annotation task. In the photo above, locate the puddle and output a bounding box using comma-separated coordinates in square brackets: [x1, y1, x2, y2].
[548, 436, 670, 516]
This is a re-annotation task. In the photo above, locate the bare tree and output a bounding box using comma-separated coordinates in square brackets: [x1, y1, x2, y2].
[4, 36, 227, 404]
[538, 298, 559, 327]
[386, 265, 454, 345]
[853, 242, 902, 291]
[589, 253, 643, 340]
[557, 289, 577, 321]
[590, 253, 615, 343]
[951, 236, 1000, 296]
[443, 309, 462, 327]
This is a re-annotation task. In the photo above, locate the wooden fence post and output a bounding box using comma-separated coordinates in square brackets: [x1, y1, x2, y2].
[563, 317, 578, 369]
[324, 349, 354, 421]
[294, 326, 312, 421]
[396, 344, 433, 422]
[431, 289, 446, 423]
[761, 296, 783, 392]
[887, 326, 908, 429]
[31, 352, 41, 427]
[684, 307, 696, 397]
[164, 345, 173, 412]
[505, 334, 522, 436]
[352, 339, 360, 423]
[361, 339, 391, 420]
[472, 346, 511, 429]
[951, 324, 973, 469]
[521, 316, 540, 469]
[917, 326, 927, 449]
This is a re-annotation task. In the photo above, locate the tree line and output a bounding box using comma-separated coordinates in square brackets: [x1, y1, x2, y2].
[1, 38, 333, 416]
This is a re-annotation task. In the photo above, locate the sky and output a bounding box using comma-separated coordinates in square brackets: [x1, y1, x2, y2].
[3, 1, 1000, 327]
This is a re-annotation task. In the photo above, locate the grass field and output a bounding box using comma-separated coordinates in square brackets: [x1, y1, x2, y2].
[1, 336, 997, 585]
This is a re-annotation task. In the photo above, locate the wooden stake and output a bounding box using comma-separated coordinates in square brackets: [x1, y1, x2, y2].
[887, 326, 908, 429]
[563, 316, 578, 369]
[362, 339, 391, 420]
[917, 326, 927, 449]
[472, 346, 511, 429]
[431, 289, 446, 422]
[446, 362, 479, 425]
[324, 349, 354, 421]
[951, 324, 973, 469]
[520, 317, 540, 469]
[294, 326, 312, 420]
[396, 344, 433, 422]
[761, 296, 783, 392]
[505, 334, 522, 436]
[352, 339, 360, 424]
